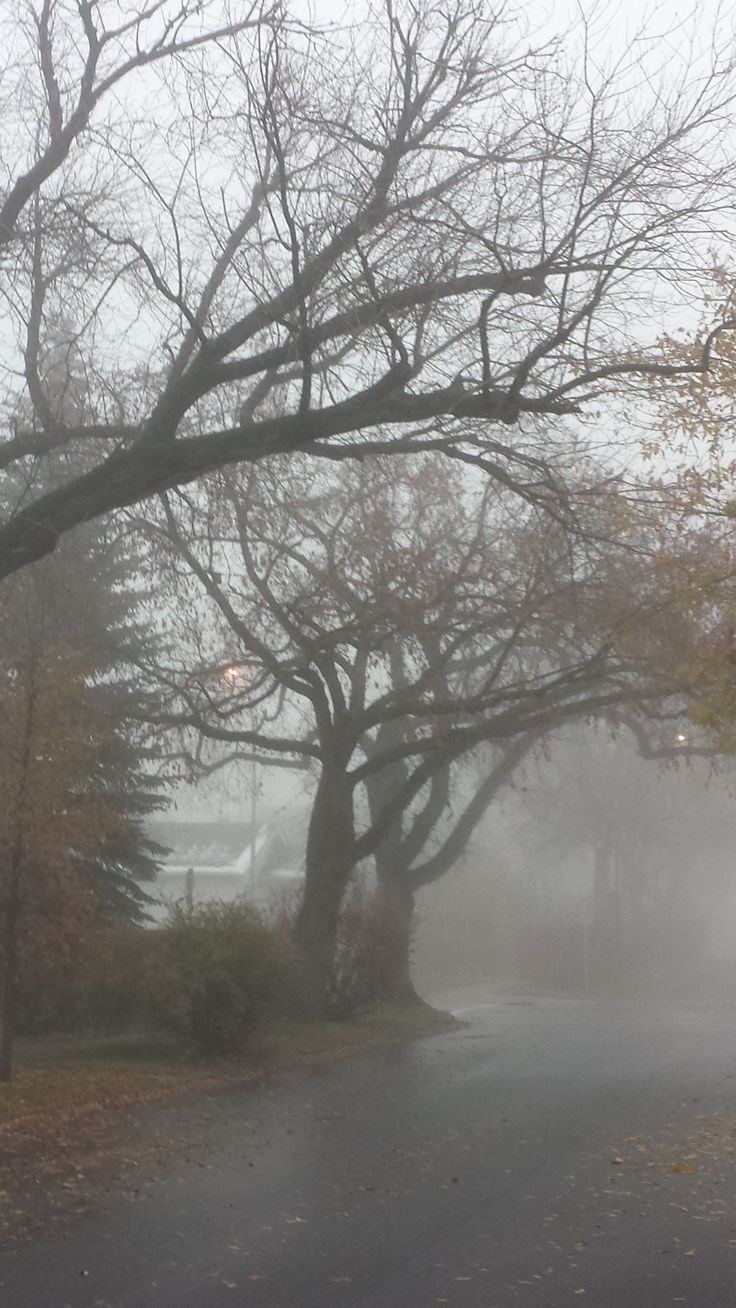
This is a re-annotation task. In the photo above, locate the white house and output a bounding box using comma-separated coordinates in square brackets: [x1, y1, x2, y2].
[146, 812, 307, 923]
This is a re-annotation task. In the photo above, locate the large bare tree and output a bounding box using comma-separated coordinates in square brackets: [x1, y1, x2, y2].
[138, 454, 729, 1000]
[1, 1, 735, 581]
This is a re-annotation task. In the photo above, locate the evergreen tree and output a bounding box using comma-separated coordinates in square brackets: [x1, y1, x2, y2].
[34, 513, 167, 922]
[0, 328, 166, 1077]
[15, 317, 166, 917]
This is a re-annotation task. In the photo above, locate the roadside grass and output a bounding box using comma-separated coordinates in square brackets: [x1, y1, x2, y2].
[0, 1043, 212, 1161]
[263, 997, 458, 1063]
[1, 1000, 457, 1149]
[0, 1000, 458, 1240]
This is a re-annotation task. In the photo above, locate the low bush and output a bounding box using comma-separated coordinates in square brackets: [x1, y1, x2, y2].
[15, 901, 300, 1055]
[15, 925, 157, 1035]
[150, 901, 300, 1055]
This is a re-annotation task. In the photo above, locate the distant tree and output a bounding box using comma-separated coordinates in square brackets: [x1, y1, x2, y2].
[0, 2, 735, 580]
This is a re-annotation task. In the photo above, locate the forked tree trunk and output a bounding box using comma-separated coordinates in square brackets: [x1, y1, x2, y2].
[293, 760, 356, 1011]
[363, 715, 419, 1000]
[373, 876, 417, 1001]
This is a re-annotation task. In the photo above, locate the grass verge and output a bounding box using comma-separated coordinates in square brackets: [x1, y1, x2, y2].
[0, 999, 457, 1215]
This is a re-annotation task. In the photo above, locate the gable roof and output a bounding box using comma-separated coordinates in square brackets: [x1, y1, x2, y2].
[148, 820, 256, 872]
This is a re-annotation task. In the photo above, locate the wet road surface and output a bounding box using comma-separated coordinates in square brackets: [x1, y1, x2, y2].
[3, 991, 736, 1306]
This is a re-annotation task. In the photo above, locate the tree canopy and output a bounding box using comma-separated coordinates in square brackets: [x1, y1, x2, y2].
[1, 1, 736, 580]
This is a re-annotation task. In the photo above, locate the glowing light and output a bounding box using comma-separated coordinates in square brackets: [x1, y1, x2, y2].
[676, 733, 688, 744]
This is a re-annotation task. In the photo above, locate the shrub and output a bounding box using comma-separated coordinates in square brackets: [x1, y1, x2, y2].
[15, 925, 158, 1035]
[14, 902, 299, 1054]
[151, 901, 299, 1055]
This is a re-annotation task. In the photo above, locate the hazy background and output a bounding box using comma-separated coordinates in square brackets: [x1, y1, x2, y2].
[411, 724, 736, 1001]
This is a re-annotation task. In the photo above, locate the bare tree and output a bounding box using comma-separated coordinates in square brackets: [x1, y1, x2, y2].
[137, 453, 729, 1001]
[1, 1, 735, 580]
[363, 707, 541, 998]
[362, 696, 729, 999]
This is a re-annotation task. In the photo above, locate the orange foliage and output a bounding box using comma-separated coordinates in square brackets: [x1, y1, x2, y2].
[0, 643, 123, 972]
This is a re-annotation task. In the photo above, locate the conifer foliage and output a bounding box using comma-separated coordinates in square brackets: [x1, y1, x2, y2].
[0, 330, 165, 1080]
[0, 513, 165, 1079]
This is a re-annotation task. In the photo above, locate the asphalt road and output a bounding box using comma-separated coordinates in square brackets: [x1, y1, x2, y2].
[3, 991, 736, 1307]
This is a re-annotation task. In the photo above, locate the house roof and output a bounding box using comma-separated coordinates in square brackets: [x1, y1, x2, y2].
[149, 809, 310, 879]
[148, 820, 257, 872]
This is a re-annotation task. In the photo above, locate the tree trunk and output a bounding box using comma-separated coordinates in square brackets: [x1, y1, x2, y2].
[363, 731, 540, 1003]
[0, 881, 20, 1083]
[0, 667, 36, 1082]
[363, 716, 417, 998]
[373, 876, 417, 1000]
[293, 760, 355, 1011]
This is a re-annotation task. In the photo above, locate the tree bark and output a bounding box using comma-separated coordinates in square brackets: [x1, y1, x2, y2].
[293, 759, 355, 1010]
[364, 733, 541, 1001]
[0, 663, 37, 1081]
[0, 884, 20, 1083]
[373, 877, 417, 1001]
[363, 717, 419, 999]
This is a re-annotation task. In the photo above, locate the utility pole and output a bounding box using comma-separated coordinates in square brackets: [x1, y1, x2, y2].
[250, 758, 258, 903]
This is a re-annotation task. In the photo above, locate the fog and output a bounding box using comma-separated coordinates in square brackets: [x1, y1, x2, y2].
[9, 2, 736, 1302]
[413, 724, 736, 1005]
